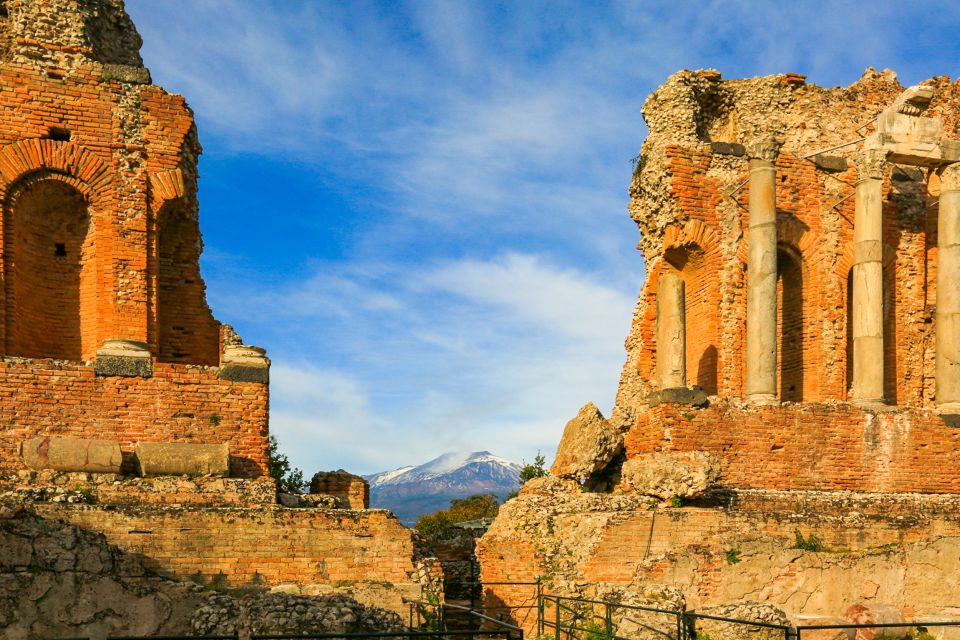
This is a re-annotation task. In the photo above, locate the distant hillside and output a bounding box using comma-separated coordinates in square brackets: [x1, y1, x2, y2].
[365, 451, 522, 525]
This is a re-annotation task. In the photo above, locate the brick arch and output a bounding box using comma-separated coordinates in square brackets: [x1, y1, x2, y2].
[0, 139, 113, 204]
[0, 140, 116, 360]
[649, 219, 723, 394]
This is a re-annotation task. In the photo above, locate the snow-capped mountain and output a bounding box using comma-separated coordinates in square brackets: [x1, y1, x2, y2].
[365, 451, 523, 525]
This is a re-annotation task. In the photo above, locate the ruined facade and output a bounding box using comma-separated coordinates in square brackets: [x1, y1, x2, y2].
[0, 0, 271, 478]
[479, 69, 960, 633]
[0, 3, 433, 637]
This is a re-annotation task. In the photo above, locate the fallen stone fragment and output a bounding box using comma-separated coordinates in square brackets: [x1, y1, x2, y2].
[135, 442, 229, 477]
[21, 437, 123, 474]
[550, 402, 623, 480]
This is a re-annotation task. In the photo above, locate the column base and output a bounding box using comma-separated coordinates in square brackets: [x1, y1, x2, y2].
[937, 402, 960, 416]
[746, 393, 779, 406]
[95, 339, 153, 378]
[852, 398, 888, 411]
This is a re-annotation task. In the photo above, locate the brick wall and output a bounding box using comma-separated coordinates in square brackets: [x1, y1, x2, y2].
[38, 503, 423, 614]
[0, 358, 269, 478]
[626, 400, 960, 493]
[311, 471, 371, 509]
[0, 7, 264, 466]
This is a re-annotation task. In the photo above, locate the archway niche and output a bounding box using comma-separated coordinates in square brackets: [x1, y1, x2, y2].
[776, 246, 804, 402]
[157, 200, 219, 365]
[6, 179, 96, 360]
[663, 244, 718, 395]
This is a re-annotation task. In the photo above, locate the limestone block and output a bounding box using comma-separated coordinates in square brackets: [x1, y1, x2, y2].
[619, 451, 720, 499]
[94, 339, 153, 378]
[134, 442, 229, 477]
[598, 586, 685, 640]
[517, 475, 581, 497]
[693, 602, 789, 640]
[218, 345, 270, 383]
[550, 402, 623, 480]
[844, 604, 909, 640]
[21, 437, 123, 474]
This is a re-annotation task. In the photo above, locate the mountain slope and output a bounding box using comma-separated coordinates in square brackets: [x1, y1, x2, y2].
[365, 451, 522, 525]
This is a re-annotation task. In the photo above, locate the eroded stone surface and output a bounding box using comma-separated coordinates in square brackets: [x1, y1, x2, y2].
[619, 451, 721, 499]
[550, 403, 623, 481]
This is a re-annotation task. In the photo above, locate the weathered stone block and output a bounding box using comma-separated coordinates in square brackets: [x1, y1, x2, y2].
[135, 442, 229, 477]
[310, 470, 369, 509]
[102, 63, 152, 84]
[550, 402, 623, 480]
[693, 602, 789, 640]
[647, 386, 709, 407]
[21, 437, 123, 474]
[218, 345, 270, 383]
[619, 451, 720, 499]
[710, 141, 746, 156]
[94, 339, 153, 378]
[813, 154, 848, 172]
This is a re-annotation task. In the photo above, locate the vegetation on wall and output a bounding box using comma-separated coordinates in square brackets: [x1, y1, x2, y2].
[267, 435, 306, 494]
[415, 494, 500, 546]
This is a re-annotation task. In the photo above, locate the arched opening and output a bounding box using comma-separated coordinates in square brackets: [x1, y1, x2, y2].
[6, 179, 95, 360]
[157, 201, 219, 365]
[777, 247, 804, 402]
[663, 244, 719, 395]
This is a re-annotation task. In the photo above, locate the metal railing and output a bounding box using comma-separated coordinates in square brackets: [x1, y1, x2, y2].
[540, 594, 681, 640]
[50, 582, 960, 640]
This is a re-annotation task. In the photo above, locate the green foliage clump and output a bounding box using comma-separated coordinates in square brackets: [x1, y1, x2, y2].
[725, 549, 741, 565]
[267, 435, 306, 494]
[793, 529, 827, 552]
[520, 452, 548, 485]
[415, 493, 500, 546]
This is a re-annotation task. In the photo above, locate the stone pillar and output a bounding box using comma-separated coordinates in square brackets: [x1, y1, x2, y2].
[656, 273, 686, 389]
[851, 149, 887, 406]
[745, 140, 781, 405]
[937, 163, 960, 413]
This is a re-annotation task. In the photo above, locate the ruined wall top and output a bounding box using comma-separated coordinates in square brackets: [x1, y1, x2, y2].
[0, 0, 145, 74]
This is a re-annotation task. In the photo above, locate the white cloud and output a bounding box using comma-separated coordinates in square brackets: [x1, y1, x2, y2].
[260, 253, 633, 474]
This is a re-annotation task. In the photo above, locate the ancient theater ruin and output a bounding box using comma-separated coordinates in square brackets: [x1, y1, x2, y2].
[479, 69, 960, 632]
[0, 1, 433, 637]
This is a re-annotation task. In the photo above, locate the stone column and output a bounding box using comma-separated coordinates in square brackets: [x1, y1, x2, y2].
[851, 149, 887, 406]
[745, 140, 781, 405]
[656, 273, 686, 390]
[937, 163, 960, 413]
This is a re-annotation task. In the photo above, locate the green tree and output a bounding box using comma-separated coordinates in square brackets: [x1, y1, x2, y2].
[519, 452, 547, 484]
[415, 493, 500, 545]
[267, 435, 306, 494]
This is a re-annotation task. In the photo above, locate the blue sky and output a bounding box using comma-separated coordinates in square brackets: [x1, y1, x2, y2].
[125, 0, 960, 475]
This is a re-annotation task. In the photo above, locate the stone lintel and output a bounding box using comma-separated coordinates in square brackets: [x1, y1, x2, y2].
[710, 141, 745, 157]
[648, 387, 709, 407]
[812, 155, 847, 172]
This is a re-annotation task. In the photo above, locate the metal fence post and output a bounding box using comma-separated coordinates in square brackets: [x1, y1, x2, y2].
[537, 579, 544, 638]
[605, 603, 613, 640]
[555, 597, 561, 640]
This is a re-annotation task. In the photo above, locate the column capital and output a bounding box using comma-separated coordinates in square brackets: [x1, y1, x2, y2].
[746, 139, 783, 162]
[853, 148, 887, 180]
[940, 163, 960, 191]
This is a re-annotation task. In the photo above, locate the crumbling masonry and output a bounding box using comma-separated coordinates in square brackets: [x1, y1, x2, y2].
[0, 2, 430, 637]
[479, 69, 960, 633]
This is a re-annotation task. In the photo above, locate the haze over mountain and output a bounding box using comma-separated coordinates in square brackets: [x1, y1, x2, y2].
[365, 451, 522, 525]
